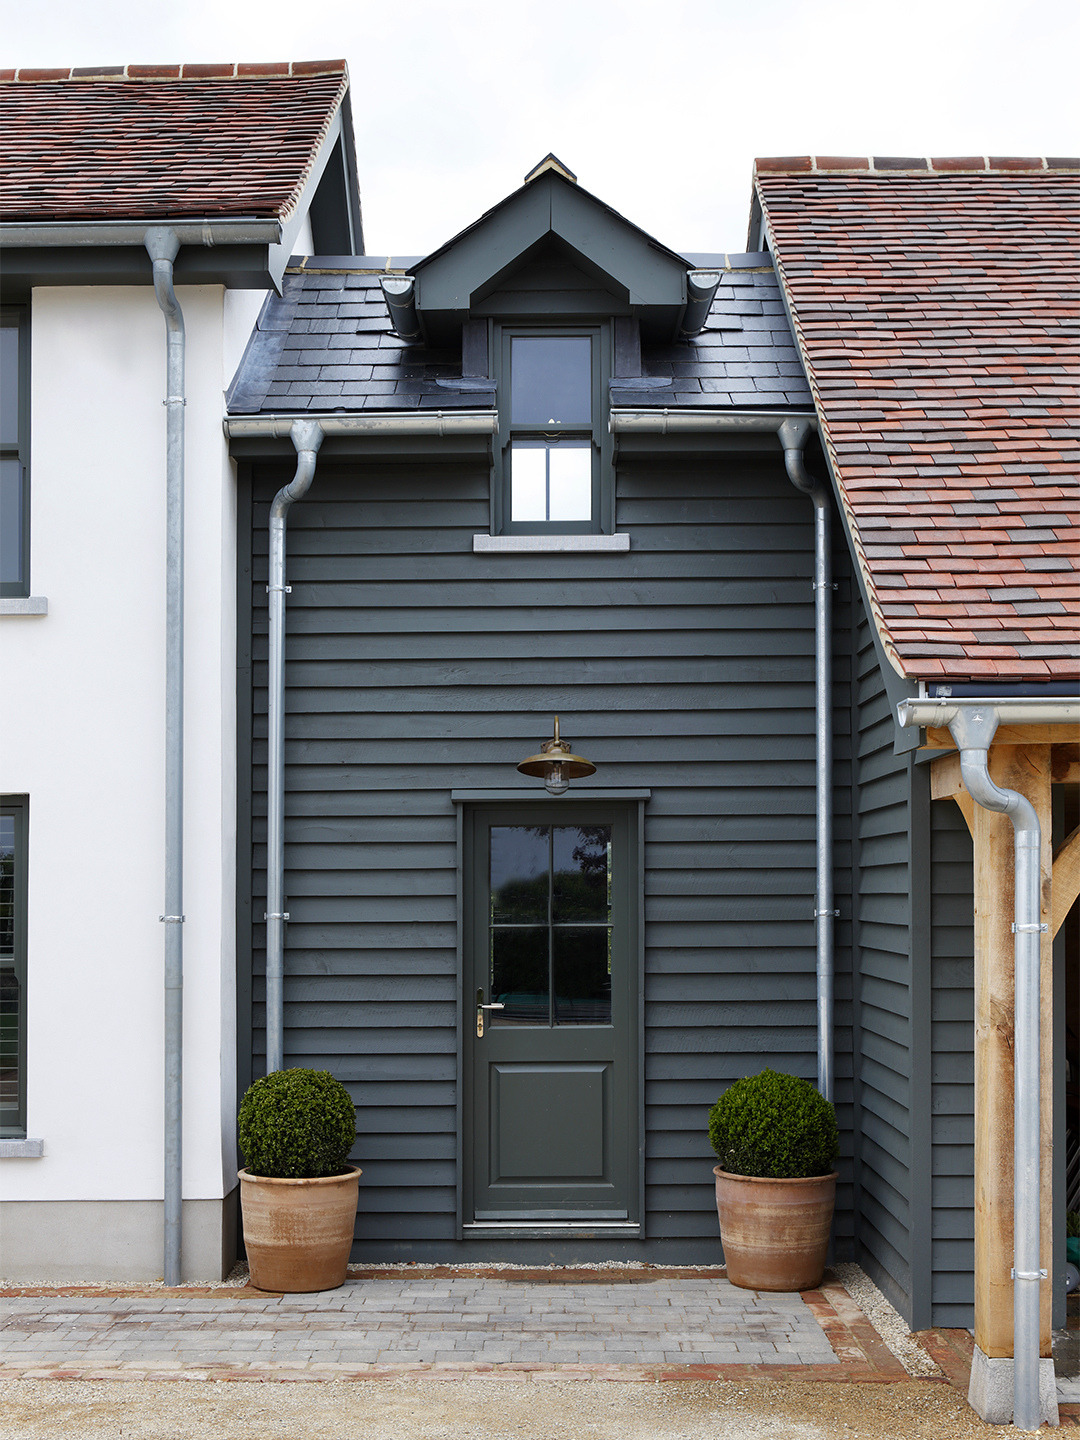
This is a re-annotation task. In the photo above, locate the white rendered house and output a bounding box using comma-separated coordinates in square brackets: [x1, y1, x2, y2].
[0, 59, 362, 1280]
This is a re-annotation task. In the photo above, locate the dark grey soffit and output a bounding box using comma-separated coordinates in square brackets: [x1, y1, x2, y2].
[0, 243, 280, 294]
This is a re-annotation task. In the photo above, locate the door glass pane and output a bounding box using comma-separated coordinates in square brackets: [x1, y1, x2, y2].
[553, 927, 611, 1026]
[547, 444, 592, 521]
[511, 337, 591, 426]
[509, 443, 546, 522]
[491, 927, 549, 1025]
[490, 825, 549, 923]
[552, 826, 610, 923]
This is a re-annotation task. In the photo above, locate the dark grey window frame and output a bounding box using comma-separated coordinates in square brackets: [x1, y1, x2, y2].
[493, 322, 614, 537]
[1, 795, 29, 1139]
[1, 305, 31, 599]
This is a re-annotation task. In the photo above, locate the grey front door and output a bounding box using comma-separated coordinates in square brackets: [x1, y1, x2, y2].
[463, 804, 640, 1232]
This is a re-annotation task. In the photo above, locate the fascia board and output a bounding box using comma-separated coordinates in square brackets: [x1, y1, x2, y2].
[549, 182, 686, 306]
[415, 182, 552, 311]
[415, 174, 687, 313]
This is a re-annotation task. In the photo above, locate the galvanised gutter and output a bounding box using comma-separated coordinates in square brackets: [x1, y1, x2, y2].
[610, 408, 816, 435]
[225, 412, 499, 440]
[611, 405, 834, 1101]
[145, 226, 186, 1289]
[265, 421, 325, 1076]
[0, 219, 282, 247]
[899, 695, 1078, 1431]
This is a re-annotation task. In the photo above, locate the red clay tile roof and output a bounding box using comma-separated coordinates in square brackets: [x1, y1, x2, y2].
[755, 157, 1079, 684]
[0, 63, 348, 223]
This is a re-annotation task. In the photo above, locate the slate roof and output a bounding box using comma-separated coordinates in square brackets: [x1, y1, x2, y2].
[756, 156, 1080, 684]
[0, 63, 348, 222]
[226, 253, 812, 414]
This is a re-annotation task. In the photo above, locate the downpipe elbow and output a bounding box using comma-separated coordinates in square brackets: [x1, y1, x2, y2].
[271, 421, 325, 519]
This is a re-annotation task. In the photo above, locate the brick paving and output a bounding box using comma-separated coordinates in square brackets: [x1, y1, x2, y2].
[2, 1265, 1078, 1426]
[1, 1272, 837, 1374]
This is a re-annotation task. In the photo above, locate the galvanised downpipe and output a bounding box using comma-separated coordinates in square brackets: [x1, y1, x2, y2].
[779, 417, 834, 1102]
[145, 226, 185, 1288]
[948, 704, 1044, 1432]
[265, 419, 325, 1075]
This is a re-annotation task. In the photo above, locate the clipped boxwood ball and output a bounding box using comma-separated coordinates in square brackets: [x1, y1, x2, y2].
[708, 1069, 839, 1179]
[239, 1068, 356, 1179]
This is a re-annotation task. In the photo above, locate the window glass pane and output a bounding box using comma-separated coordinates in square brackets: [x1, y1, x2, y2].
[0, 817, 13, 958]
[0, 816, 18, 1131]
[511, 337, 591, 426]
[0, 323, 18, 447]
[0, 458, 23, 587]
[548, 444, 591, 522]
[509, 443, 546, 523]
[490, 927, 549, 1025]
[552, 826, 610, 924]
[553, 927, 611, 1026]
[491, 825, 549, 923]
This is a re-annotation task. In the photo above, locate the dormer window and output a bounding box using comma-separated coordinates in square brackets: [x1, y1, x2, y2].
[498, 326, 608, 534]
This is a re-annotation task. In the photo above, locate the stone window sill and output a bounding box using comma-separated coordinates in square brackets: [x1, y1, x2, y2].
[0, 597, 48, 616]
[473, 535, 629, 553]
[1, 1138, 45, 1157]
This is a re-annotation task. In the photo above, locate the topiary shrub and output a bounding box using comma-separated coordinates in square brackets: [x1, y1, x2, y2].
[239, 1068, 356, 1179]
[708, 1069, 839, 1179]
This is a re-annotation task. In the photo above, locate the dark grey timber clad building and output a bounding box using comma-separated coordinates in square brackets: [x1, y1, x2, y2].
[225, 153, 1079, 1339]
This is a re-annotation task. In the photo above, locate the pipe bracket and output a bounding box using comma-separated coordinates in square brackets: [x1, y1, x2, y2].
[1012, 1269, 1048, 1280]
[264, 912, 290, 921]
[159, 915, 185, 923]
[1012, 922, 1048, 934]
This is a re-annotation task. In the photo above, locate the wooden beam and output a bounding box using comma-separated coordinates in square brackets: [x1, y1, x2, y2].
[1053, 824, 1080, 939]
[972, 744, 1053, 1361]
[929, 750, 975, 835]
[1051, 742, 1079, 785]
[925, 723, 1069, 750]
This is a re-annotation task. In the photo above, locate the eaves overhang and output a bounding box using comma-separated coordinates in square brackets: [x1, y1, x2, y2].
[0, 217, 285, 293]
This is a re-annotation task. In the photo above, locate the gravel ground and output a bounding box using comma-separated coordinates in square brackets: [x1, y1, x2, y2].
[0, 1377, 1020, 1440]
[832, 1265, 942, 1378]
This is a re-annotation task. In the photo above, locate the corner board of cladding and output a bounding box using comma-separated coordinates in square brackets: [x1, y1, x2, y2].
[237, 451, 861, 1259]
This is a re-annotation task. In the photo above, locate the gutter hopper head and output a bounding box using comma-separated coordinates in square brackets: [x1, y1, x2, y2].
[679, 269, 722, 338]
[524, 153, 578, 185]
[379, 275, 422, 342]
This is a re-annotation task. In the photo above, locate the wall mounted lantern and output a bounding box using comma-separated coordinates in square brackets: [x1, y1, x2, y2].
[516, 716, 596, 795]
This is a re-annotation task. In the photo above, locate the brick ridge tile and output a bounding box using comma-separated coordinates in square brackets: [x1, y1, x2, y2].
[755, 156, 1079, 174]
[2, 60, 347, 83]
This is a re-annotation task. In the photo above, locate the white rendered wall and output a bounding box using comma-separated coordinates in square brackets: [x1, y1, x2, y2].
[0, 284, 240, 1203]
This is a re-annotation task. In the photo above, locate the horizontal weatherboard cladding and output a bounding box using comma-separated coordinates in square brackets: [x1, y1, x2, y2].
[238, 452, 854, 1259]
[929, 796, 975, 1327]
[851, 601, 918, 1321]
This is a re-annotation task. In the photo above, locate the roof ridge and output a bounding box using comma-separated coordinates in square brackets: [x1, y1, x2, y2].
[754, 155, 1079, 174]
[0, 61, 348, 84]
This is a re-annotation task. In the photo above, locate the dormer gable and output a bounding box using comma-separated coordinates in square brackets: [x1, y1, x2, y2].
[411, 162, 694, 344]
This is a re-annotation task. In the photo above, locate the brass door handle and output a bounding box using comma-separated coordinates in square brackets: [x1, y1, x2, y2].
[476, 991, 504, 1038]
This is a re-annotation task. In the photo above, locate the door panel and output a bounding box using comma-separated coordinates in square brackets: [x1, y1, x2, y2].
[464, 804, 639, 1229]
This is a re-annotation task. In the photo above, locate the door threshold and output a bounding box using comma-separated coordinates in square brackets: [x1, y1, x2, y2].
[463, 1220, 641, 1235]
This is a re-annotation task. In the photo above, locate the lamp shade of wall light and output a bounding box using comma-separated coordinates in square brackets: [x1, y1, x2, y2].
[516, 716, 596, 795]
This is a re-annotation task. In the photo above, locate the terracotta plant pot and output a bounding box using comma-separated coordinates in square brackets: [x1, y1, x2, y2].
[713, 1166, 837, 1291]
[239, 1166, 361, 1293]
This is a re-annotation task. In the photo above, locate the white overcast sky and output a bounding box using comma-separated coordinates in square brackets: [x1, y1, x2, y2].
[3, 0, 1077, 257]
